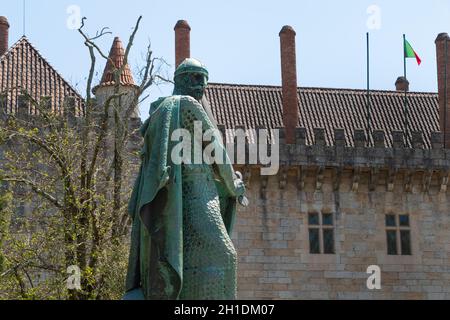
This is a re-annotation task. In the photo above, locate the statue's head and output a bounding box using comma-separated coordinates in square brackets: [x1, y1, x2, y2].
[174, 58, 209, 101]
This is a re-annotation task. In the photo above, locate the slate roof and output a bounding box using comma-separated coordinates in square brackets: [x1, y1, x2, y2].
[0, 36, 84, 116]
[205, 83, 440, 149]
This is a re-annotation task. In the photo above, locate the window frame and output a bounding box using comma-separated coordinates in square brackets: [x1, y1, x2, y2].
[385, 214, 412, 256]
[308, 212, 335, 255]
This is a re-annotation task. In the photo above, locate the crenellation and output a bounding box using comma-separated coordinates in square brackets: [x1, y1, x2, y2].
[431, 132, 444, 149]
[373, 130, 385, 148]
[313, 128, 326, 146]
[354, 129, 366, 147]
[222, 126, 450, 171]
[295, 127, 306, 145]
[412, 131, 424, 149]
[16, 94, 29, 118]
[334, 128, 346, 147]
[392, 130, 405, 148]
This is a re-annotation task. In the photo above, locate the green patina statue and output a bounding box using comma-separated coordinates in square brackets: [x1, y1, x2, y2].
[124, 58, 247, 300]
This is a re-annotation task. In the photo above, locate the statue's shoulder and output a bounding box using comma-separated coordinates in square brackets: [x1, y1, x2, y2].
[178, 95, 200, 106]
[148, 97, 169, 116]
[153, 95, 201, 112]
[155, 96, 181, 110]
[147, 95, 203, 126]
[141, 96, 181, 136]
[147, 96, 180, 119]
[177, 95, 204, 114]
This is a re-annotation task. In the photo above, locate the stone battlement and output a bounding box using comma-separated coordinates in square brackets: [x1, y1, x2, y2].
[218, 125, 450, 170]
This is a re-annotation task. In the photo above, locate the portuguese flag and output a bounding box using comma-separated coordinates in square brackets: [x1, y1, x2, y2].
[401, 35, 421, 147]
[404, 38, 422, 65]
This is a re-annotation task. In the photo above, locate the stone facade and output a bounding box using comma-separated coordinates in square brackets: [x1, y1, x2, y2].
[230, 129, 450, 300]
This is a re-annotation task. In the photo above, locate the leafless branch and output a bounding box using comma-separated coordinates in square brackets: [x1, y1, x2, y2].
[78, 17, 110, 61]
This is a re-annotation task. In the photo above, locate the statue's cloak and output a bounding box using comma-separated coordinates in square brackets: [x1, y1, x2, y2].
[124, 96, 236, 300]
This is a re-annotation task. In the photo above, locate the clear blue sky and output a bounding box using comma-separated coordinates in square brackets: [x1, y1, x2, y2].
[2, 0, 450, 117]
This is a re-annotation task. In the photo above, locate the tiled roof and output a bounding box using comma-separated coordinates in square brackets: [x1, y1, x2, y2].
[0, 36, 84, 115]
[94, 37, 136, 91]
[205, 83, 439, 149]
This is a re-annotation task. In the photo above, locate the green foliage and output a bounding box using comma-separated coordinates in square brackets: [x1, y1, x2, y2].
[0, 55, 134, 302]
[0, 15, 165, 300]
[0, 114, 135, 300]
[0, 188, 12, 273]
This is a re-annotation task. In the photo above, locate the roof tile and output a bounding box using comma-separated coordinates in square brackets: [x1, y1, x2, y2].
[205, 83, 439, 149]
[0, 37, 84, 115]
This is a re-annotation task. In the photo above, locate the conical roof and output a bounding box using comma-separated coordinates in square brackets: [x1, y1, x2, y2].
[94, 37, 136, 92]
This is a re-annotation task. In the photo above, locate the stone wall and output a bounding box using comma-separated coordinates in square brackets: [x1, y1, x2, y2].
[231, 128, 450, 300]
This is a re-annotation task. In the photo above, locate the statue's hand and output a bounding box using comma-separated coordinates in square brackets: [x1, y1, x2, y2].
[234, 171, 249, 207]
[234, 179, 246, 197]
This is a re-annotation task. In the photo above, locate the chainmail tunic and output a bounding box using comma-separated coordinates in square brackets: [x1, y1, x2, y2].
[178, 98, 237, 300]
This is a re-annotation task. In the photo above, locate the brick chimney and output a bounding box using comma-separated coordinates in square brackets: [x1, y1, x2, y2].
[435, 32, 450, 148]
[174, 20, 191, 68]
[279, 25, 299, 144]
[395, 76, 409, 92]
[0, 16, 9, 56]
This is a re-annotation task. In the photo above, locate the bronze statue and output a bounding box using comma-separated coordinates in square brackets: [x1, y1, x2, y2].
[124, 58, 247, 300]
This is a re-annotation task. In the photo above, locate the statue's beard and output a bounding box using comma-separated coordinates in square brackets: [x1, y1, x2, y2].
[174, 83, 206, 101]
[189, 89, 204, 101]
[185, 86, 205, 101]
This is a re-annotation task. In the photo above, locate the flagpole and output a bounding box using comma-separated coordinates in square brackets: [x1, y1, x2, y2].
[403, 34, 409, 146]
[366, 32, 371, 147]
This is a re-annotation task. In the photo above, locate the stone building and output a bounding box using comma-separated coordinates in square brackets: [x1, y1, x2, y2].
[2, 11, 450, 300]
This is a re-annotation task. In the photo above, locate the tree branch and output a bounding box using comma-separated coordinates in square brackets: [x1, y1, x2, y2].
[1, 177, 63, 209]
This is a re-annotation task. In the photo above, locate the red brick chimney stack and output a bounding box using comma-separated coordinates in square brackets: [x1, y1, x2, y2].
[0, 16, 9, 56]
[279, 25, 299, 144]
[435, 32, 450, 148]
[174, 20, 191, 68]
